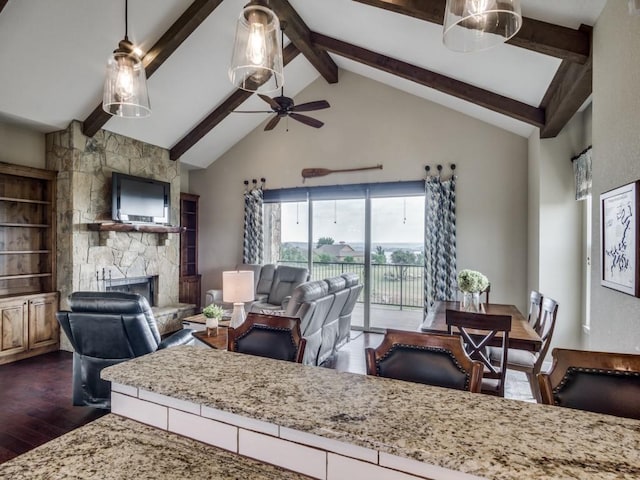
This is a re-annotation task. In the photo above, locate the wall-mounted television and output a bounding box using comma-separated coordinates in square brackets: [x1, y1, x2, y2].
[112, 172, 170, 225]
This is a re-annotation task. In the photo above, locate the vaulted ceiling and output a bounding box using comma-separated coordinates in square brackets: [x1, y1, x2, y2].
[0, 0, 606, 168]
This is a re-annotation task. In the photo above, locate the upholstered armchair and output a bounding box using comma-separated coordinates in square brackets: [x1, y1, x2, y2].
[56, 291, 194, 409]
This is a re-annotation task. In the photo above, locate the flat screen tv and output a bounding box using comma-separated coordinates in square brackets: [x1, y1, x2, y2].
[112, 172, 170, 225]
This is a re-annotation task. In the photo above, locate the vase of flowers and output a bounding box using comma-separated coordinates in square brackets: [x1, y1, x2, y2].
[456, 269, 489, 313]
[202, 304, 225, 336]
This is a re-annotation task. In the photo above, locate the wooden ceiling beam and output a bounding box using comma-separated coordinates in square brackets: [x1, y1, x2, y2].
[311, 32, 545, 128]
[269, 0, 338, 84]
[353, 0, 590, 64]
[169, 43, 301, 161]
[82, 0, 224, 138]
[539, 26, 593, 138]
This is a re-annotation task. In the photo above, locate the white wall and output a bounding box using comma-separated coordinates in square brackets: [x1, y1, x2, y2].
[0, 120, 45, 168]
[191, 70, 529, 310]
[590, 1, 640, 353]
[528, 110, 587, 352]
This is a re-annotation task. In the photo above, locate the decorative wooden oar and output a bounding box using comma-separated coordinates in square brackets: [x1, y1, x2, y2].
[301, 164, 383, 182]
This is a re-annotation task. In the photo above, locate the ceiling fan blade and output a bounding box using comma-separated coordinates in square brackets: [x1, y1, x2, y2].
[291, 100, 330, 112]
[289, 113, 324, 128]
[258, 94, 281, 110]
[264, 115, 282, 131]
[233, 110, 273, 113]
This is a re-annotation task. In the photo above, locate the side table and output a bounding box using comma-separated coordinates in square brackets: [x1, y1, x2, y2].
[192, 328, 228, 350]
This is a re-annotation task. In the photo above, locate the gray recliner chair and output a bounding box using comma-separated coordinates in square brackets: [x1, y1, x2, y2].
[56, 291, 194, 409]
[250, 265, 310, 312]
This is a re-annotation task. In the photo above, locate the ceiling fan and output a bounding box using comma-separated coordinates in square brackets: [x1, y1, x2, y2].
[235, 90, 330, 131]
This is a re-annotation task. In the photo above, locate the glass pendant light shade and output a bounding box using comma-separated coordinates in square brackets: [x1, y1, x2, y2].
[443, 0, 522, 52]
[103, 39, 151, 118]
[228, 1, 284, 93]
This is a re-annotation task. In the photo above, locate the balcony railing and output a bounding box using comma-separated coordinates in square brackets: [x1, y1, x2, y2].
[278, 261, 424, 309]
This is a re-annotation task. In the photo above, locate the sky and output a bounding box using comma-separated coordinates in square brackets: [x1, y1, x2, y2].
[279, 196, 424, 244]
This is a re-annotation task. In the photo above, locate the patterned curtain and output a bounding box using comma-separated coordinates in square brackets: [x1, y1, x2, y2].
[573, 146, 592, 201]
[424, 175, 457, 314]
[243, 186, 264, 264]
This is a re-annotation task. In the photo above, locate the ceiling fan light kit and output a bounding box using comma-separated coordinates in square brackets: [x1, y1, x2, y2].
[103, 0, 151, 118]
[442, 0, 522, 53]
[229, 0, 284, 93]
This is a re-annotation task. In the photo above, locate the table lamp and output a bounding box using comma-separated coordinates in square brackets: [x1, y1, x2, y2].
[223, 270, 255, 328]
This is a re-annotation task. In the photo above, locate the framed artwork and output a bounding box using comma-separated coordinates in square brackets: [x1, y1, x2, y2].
[600, 180, 640, 296]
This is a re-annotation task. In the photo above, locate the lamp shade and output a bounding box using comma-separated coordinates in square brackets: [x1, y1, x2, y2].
[228, 1, 284, 93]
[443, 0, 522, 52]
[223, 270, 255, 303]
[103, 39, 151, 117]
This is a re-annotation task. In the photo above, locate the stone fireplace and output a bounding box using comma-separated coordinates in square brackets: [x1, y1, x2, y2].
[105, 275, 157, 306]
[46, 121, 192, 349]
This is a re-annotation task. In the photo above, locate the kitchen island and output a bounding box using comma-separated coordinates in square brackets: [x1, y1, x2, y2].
[97, 346, 639, 480]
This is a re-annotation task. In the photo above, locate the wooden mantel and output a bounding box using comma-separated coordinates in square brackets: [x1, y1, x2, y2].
[87, 223, 184, 234]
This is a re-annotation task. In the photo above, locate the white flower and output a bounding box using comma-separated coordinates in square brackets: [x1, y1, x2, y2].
[456, 269, 489, 293]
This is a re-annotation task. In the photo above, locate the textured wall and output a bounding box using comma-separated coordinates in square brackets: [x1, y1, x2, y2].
[46, 121, 181, 313]
[191, 71, 529, 312]
[590, 1, 640, 353]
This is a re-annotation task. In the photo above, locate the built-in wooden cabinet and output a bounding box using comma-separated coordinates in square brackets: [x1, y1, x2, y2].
[179, 193, 201, 309]
[0, 163, 59, 364]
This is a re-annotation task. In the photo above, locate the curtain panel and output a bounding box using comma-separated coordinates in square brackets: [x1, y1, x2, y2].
[424, 175, 457, 313]
[573, 146, 592, 201]
[243, 187, 264, 264]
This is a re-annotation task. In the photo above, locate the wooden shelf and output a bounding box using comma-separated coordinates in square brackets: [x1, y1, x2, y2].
[0, 250, 50, 255]
[0, 196, 51, 205]
[87, 222, 184, 234]
[0, 223, 50, 228]
[0, 273, 52, 281]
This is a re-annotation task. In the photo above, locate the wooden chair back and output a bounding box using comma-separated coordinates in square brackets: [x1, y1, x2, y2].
[446, 309, 511, 396]
[481, 284, 490, 304]
[365, 329, 483, 392]
[227, 313, 306, 363]
[538, 348, 640, 420]
[528, 290, 544, 330]
[532, 297, 558, 371]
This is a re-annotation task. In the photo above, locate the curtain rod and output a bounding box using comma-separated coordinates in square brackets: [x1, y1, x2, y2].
[570, 145, 592, 162]
[425, 164, 456, 174]
[243, 178, 266, 189]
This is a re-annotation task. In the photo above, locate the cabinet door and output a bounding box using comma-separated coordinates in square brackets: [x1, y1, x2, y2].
[0, 297, 28, 358]
[28, 292, 59, 350]
[179, 275, 201, 309]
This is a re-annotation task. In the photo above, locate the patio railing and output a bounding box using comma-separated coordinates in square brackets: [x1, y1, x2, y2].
[278, 261, 423, 310]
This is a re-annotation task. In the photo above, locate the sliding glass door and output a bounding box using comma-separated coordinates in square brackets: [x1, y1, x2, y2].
[369, 195, 424, 330]
[263, 181, 425, 332]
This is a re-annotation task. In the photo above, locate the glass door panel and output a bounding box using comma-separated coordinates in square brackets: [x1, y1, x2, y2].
[312, 199, 365, 328]
[264, 201, 309, 268]
[370, 196, 424, 331]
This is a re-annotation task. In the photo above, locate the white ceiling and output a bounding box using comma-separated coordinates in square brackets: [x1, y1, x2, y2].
[0, 0, 606, 169]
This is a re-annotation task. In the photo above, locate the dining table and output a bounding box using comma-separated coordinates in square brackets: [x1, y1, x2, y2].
[420, 301, 542, 352]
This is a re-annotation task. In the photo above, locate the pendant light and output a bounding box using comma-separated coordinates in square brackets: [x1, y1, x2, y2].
[443, 0, 522, 53]
[229, 0, 284, 93]
[103, 0, 151, 118]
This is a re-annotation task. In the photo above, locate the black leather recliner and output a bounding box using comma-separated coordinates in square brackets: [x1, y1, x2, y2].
[56, 291, 194, 409]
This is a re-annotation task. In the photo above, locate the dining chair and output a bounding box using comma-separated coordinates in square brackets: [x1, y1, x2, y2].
[489, 296, 558, 402]
[365, 329, 483, 392]
[227, 313, 306, 363]
[538, 348, 640, 420]
[446, 309, 511, 396]
[528, 290, 544, 330]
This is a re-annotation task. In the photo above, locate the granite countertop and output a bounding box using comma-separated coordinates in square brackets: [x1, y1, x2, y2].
[103, 346, 640, 480]
[0, 414, 310, 480]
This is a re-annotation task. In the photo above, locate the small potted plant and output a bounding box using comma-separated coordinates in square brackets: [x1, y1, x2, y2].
[202, 304, 225, 336]
[456, 269, 489, 312]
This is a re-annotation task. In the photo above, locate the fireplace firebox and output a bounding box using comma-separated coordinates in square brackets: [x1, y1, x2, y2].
[106, 276, 157, 306]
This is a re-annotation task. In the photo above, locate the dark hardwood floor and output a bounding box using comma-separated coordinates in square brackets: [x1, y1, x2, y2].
[0, 351, 107, 464]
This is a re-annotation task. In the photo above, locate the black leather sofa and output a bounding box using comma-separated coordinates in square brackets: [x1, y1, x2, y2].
[56, 291, 194, 409]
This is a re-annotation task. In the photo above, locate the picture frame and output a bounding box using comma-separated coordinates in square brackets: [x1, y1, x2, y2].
[600, 180, 640, 296]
